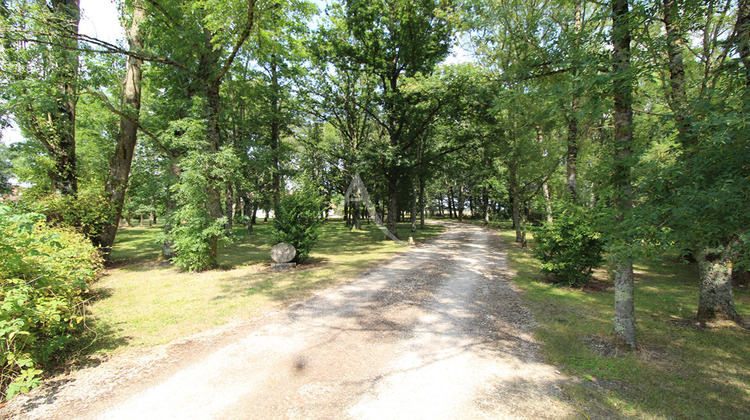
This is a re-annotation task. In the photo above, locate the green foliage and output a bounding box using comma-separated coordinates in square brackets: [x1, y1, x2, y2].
[532, 207, 604, 286]
[0, 205, 103, 401]
[27, 189, 114, 242]
[272, 185, 325, 263]
[164, 118, 238, 272]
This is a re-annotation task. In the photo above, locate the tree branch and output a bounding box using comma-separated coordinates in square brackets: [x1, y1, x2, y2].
[215, 0, 257, 85]
[81, 89, 176, 158]
[144, 0, 178, 27]
[1, 29, 190, 70]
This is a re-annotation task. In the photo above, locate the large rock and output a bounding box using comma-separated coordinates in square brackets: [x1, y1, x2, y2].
[271, 243, 296, 263]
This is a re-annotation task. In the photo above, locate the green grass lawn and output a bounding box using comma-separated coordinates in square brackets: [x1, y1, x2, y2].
[88, 219, 443, 351]
[486, 223, 750, 419]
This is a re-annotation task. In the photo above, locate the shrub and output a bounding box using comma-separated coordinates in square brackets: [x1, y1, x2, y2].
[532, 208, 604, 287]
[273, 187, 325, 263]
[30, 189, 114, 242]
[0, 205, 103, 401]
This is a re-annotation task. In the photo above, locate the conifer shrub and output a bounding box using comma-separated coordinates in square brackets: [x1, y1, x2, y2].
[272, 186, 325, 263]
[532, 208, 604, 287]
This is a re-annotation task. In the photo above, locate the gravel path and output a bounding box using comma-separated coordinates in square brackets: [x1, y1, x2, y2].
[3, 223, 574, 419]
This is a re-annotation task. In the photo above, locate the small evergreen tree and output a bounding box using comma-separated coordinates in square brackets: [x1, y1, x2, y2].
[273, 185, 325, 263]
[532, 207, 605, 287]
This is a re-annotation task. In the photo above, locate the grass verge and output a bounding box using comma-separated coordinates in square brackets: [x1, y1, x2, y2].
[87, 219, 443, 351]
[487, 222, 750, 419]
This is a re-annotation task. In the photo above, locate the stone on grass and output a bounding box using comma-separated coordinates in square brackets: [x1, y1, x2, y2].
[271, 242, 296, 263]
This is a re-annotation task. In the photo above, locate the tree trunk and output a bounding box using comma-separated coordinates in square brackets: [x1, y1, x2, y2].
[612, 0, 637, 349]
[457, 186, 464, 221]
[97, 1, 145, 258]
[50, 0, 81, 196]
[483, 187, 490, 226]
[225, 183, 234, 228]
[663, 0, 691, 137]
[410, 176, 417, 232]
[697, 241, 743, 322]
[565, 1, 582, 201]
[566, 115, 578, 200]
[270, 57, 282, 208]
[386, 175, 399, 239]
[662, 0, 743, 323]
[543, 181, 553, 224]
[419, 176, 425, 229]
[448, 187, 454, 219]
[614, 262, 636, 344]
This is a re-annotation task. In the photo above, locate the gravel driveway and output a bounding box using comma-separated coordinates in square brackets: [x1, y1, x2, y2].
[3, 222, 573, 419]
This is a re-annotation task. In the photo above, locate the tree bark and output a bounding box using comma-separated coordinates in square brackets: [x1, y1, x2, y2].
[97, 1, 145, 257]
[50, 0, 81, 196]
[447, 188, 454, 219]
[457, 185, 464, 221]
[566, 115, 579, 200]
[410, 176, 417, 232]
[697, 241, 743, 322]
[543, 181, 553, 224]
[483, 187, 490, 226]
[419, 176, 425, 229]
[612, 0, 637, 349]
[663, 0, 691, 137]
[386, 175, 399, 239]
[225, 183, 234, 228]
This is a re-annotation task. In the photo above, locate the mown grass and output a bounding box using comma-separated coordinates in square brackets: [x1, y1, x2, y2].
[89, 219, 443, 350]
[485, 222, 750, 419]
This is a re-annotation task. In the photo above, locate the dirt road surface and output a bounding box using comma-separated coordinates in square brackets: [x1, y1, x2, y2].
[3, 223, 574, 419]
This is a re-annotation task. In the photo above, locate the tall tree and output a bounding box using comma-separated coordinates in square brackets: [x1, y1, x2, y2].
[1, 0, 81, 196]
[97, 0, 146, 256]
[137, 0, 261, 269]
[611, 0, 637, 349]
[332, 0, 454, 238]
